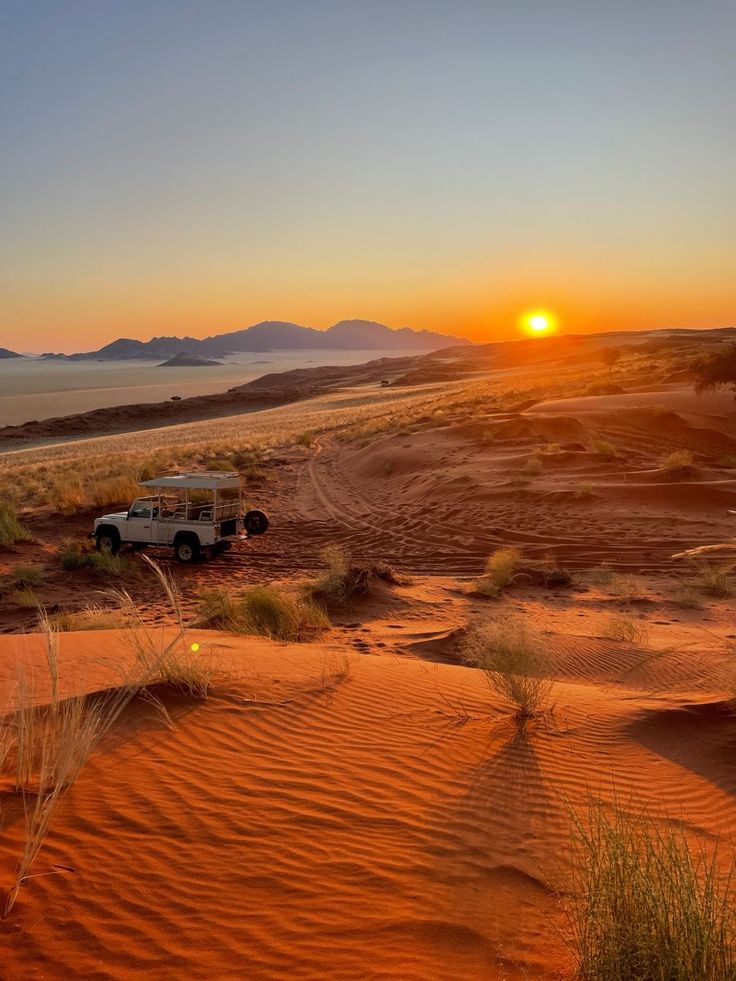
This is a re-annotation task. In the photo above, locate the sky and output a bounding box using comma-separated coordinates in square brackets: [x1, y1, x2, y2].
[1, 0, 734, 353]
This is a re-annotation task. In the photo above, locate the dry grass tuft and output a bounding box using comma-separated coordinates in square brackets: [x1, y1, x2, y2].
[566, 800, 736, 981]
[0, 502, 30, 548]
[464, 616, 553, 728]
[607, 574, 647, 603]
[590, 439, 619, 459]
[9, 565, 44, 589]
[521, 458, 543, 477]
[240, 586, 328, 641]
[691, 562, 734, 599]
[478, 546, 523, 593]
[308, 545, 400, 608]
[59, 540, 130, 577]
[11, 587, 40, 609]
[197, 585, 329, 642]
[661, 448, 698, 475]
[601, 611, 649, 645]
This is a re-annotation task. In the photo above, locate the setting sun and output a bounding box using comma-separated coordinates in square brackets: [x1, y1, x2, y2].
[519, 309, 558, 337]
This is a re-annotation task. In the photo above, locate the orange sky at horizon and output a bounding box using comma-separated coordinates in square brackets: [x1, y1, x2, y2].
[5, 264, 734, 353]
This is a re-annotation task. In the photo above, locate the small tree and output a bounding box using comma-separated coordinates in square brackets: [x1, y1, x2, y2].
[690, 343, 736, 396]
[599, 347, 622, 374]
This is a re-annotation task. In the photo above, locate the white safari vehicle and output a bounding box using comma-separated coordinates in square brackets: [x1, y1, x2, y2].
[92, 471, 269, 563]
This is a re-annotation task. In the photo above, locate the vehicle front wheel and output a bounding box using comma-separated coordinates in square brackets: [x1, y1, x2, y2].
[96, 530, 121, 555]
[174, 536, 200, 564]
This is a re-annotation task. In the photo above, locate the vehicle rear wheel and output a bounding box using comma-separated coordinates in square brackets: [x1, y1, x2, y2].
[244, 509, 269, 536]
[96, 530, 120, 555]
[174, 536, 200, 564]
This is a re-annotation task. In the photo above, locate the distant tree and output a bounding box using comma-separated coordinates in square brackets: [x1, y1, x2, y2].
[690, 343, 736, 395]
[599, 347, 622, 374]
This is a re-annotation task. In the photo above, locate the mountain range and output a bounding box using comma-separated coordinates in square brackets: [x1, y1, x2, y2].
[0, 347, 21, 358]
[39, 320, 467, 361]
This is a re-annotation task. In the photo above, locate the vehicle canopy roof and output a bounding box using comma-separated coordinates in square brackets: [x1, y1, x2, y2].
[139, 471, 242, 491]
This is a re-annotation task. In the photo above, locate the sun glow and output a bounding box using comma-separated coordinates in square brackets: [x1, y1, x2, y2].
[520, 309, 558, 337]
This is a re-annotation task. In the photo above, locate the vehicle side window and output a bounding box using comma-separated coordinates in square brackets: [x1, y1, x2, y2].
[130, 502, 152, 519]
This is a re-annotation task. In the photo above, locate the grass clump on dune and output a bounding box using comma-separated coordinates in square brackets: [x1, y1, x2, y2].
[691, 562, 734, 599]
[601, 611, 649, 645]
[0, 502, 30, 548]
[9, 564, 43, 589]
[590, 439, 619, 459]
[59, 540, 130, 577]
[241, 587, 328, 641]
[464, 616, 553, 728]
[308, 545, 403, 608]
[476, 546, 522, 596]
[661, 448, 699, 476]
[607, 573, 647, 603]
[197, 586, 329, 642]
[566, 800, 736, 981]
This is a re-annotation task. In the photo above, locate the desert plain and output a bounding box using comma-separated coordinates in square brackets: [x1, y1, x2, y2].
[2, 330, 736, 979]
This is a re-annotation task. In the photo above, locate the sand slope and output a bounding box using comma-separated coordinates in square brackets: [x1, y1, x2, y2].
[2, 623, 736, 979]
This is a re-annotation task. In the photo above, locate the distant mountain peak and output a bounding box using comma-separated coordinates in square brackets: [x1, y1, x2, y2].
[0, 347, 22, 359]
[59, 320, 468, 361]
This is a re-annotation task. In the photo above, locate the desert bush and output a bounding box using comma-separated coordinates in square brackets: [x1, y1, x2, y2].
[0, 502, 30, 548]
[690, 343, 736, 396]
[482, 546, 522, 589]
[601, 611, 649, 645]
[310, 545, 373, 607]
[566, 800, 736, 981]
[296, 431, 316, 448]
[465, 617, 553, 727]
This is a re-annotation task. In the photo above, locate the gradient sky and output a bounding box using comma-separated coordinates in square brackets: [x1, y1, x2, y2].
[1, 0, 734, 352]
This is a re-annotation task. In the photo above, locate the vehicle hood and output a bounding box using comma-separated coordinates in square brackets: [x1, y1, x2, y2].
[96, 512, 127, 522]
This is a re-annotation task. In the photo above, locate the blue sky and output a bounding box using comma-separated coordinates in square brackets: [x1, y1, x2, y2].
[1, 0, 734, 350]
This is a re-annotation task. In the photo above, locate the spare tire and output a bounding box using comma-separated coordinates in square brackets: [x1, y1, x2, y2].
[244, 509, 269, 536]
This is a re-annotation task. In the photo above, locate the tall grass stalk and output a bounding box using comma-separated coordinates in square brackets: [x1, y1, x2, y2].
[3, 556, 216, 916]
[566, 801, 736, 981]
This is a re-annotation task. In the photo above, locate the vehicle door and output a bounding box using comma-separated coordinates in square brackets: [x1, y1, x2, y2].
[125, 499, 157, 543]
